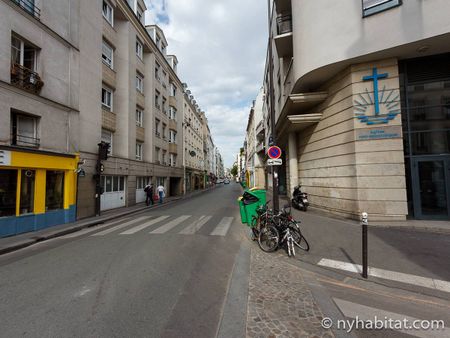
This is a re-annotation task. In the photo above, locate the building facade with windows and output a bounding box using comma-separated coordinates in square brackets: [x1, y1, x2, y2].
[76, 0, 184, 217]
[266, 0, 450, 220]
[0, 0, 80, 236]
[182, 88, 206, 192]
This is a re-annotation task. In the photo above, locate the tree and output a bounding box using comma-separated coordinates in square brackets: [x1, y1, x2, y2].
[230, 164, 238, 177]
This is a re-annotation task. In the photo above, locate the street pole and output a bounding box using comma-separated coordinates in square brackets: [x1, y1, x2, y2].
[362, 212, 368, 278]
[267, 0, 279, 211]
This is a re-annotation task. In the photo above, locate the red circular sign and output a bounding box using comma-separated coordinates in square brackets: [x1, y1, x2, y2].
[267, 146, 282, 159]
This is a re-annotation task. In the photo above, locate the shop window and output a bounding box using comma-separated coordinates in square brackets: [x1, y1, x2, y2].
[46, 171, 64, 210]
[362, 0, 401, 17]
[0, 170, 17, 217]
[20, 169, 35, 214]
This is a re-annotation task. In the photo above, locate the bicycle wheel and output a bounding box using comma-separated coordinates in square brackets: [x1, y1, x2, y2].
[258, 225, 279, 252]
[290, 223, 310, 251]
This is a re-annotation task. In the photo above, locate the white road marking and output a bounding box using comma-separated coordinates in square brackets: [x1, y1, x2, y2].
[318, 258, 450, 293]
[150, 215, 191, 234]
[91, 216, 149, 236]
[334, 298, 449, 338]
[210, 217, 233, 236]
[179, 216, 212, 235]
[120, 216, 170, 235]
[63, 218, 133, 238]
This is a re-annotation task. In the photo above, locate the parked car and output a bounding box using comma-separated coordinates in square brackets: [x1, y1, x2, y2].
[224, 178, 230, 184]
[216, 178, 224, 184]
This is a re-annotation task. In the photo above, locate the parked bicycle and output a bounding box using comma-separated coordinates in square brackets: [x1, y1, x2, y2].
[251, 203, 309, 257]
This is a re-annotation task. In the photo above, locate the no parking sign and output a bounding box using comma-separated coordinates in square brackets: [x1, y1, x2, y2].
[267, 146, 282, 159]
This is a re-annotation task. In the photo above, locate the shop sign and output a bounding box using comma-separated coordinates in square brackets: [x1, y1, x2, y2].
[356, 126, 402, 141]
[0, 150, 11, 166]
[354, 67, 400, 125]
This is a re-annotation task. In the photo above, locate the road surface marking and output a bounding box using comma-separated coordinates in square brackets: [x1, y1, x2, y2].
[91, 216, 149, 236]
[334, 298, 449, 338]
[318, 258, 450, 293]
[120, 215, 170, 235]
[150, 215, 191, 234]
[63, 218, 133, 238]
[179, 216, 212, 234]
[210, 217, 233, 236]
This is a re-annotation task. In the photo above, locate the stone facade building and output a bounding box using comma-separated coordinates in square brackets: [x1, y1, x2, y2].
[266, 0, 450, 220]
[0, 0, 80, 236]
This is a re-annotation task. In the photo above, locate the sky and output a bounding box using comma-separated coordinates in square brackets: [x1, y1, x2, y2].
[144, 0, 268, 168]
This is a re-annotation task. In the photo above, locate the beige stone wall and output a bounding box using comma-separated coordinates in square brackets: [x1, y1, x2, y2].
[297, 59, 407, 221]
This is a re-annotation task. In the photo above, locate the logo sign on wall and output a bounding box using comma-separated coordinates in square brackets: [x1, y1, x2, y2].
[354, 67, 400, 125]
[267, 146, 282, 159]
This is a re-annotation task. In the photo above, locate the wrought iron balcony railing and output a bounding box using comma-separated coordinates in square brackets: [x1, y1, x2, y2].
[11, 133, 40, 147]
[11, 0, 40, 19]
[11, 63, 44, 94]
[277, 14, 292, 35]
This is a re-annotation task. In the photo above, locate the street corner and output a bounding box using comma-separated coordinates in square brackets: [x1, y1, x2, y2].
[246, 248, 334, 338]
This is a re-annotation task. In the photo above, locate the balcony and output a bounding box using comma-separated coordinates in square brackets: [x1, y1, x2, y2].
[11, 0, 40, 20]
[274, 14, 293, 58]
[11, 64, 44, 94]
[11, 133, 40, 148]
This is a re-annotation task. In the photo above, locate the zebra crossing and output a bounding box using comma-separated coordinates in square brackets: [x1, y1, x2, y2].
[88, 214, 235, 237]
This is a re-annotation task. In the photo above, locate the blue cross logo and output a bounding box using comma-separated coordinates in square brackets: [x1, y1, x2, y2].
[354, 67, 400, 125]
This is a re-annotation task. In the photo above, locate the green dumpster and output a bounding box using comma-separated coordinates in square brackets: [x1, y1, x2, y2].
[237, 189, 267, 226]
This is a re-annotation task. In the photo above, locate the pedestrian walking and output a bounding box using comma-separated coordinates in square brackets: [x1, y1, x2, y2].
[157, 184, 165, 204]
[144, 184, 154, 206]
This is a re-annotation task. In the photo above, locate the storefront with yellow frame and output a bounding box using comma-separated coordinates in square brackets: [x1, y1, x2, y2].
[0, 148, 78, 237]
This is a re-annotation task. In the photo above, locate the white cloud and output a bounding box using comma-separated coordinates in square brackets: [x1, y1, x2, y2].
[145, 0, 267, 167]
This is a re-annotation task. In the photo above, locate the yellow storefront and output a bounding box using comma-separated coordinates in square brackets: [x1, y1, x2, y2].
[0, 148, 78, 237]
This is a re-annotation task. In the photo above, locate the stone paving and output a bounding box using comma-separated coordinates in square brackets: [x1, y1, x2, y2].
[246, 248, 334, 338]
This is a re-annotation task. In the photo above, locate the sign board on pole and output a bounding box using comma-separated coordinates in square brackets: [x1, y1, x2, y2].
[267, 158, 282, 166]
[267, 146, 282, 159]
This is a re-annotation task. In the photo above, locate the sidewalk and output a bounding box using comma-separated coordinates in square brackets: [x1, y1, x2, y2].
[265, 190, 450, 234]
[0, 187, 215, 255]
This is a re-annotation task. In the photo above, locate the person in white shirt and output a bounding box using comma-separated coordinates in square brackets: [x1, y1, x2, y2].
[156, 184, 165, 204]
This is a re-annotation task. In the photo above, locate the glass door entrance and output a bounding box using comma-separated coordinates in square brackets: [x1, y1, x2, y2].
[412, 157, 450, 219]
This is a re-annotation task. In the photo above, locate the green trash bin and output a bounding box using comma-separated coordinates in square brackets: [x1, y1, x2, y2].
[237, 189, 267, 226]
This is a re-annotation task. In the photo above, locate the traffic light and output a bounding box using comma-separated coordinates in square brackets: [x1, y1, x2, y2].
[98, 141, 110, 161]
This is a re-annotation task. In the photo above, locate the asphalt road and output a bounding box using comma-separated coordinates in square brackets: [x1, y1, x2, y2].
[0, 183, 247, 338]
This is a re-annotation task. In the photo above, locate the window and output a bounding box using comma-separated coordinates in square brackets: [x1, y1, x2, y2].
[155, 118, 160, 137]
[136, 176, 151, 189]
[136, 38, 143, 60]
[101, 128, 113, 155]
[11, 112, 39, 147]
[170, 82, 177, 97]
[169, 153, 176, 167]
[169, 130, 176, 143]
[102, 40, 113, 68]
[102, 86, 113, 111]
[136, 143, 143, 161]
[137, 4, 144, 24]
[162, 123, 167, 140]
[155, 90, 160, 109]
[136, 73, 144, 93]
[169, 106, 177, 120]
[11, 35, 37, 71]
[362, 0, 401, 17]
[155, 62, 161, 80]
[19, 169, 35, 214]
[162, 150, 167, 165]
[46, 171, 64, 210]
[0, 170, 17, 217]
[155, 147, 160, 163]
[102, 0, 114, 26]
[162, 97, 167, 114]
[136, 108, 143, 127]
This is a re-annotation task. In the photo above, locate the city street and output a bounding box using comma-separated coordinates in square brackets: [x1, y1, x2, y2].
[0, 184, 246, 337]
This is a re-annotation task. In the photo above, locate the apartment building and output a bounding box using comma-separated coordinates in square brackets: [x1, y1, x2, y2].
[245, 88, 266, 188]
[199, 111, 216, 186]
[76, 0, 184, 217]
[215, 148, 224, 178]
[183, 88, 205, 192]
[266, 0, 450, 220]
[0, 0, 80, 237]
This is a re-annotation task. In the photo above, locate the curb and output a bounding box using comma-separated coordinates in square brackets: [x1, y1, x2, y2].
[0, 187, 216, 256]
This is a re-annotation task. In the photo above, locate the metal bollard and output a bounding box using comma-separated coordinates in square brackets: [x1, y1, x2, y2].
[361, 212, 368, 278]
